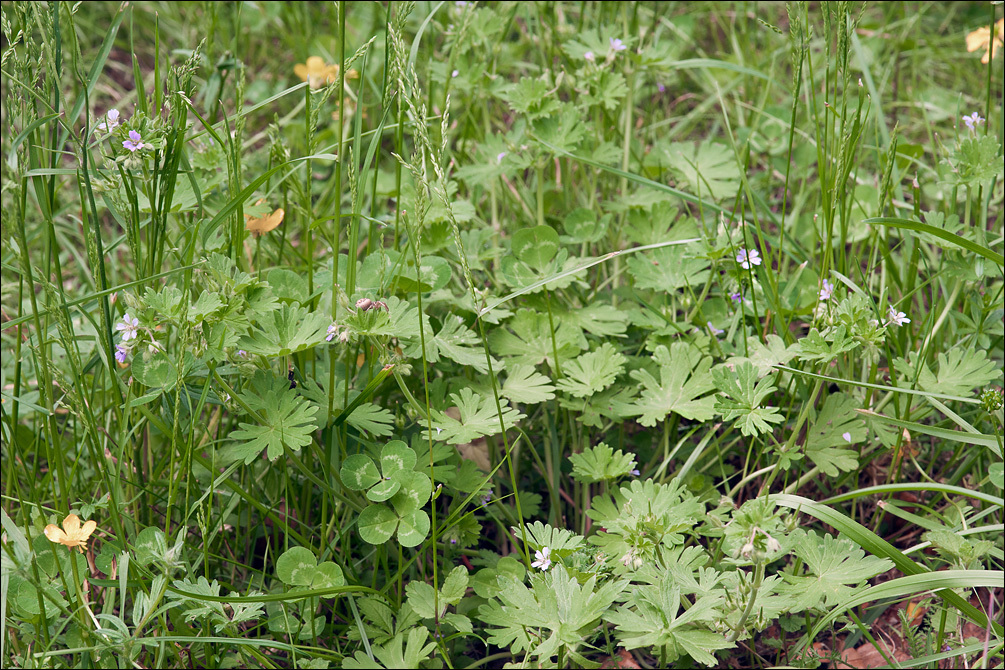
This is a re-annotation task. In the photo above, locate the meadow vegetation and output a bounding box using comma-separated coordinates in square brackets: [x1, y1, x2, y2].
[1, 1, 1003, 668]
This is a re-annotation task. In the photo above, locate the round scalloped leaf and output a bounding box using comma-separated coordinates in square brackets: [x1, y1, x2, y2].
[340, 454, 380, 491]
[512, 225, 560, 269]
[396, 509, 430, 547]
[357, 504, 397, 545]
[366, 478, 401, 502]
[380, 440, 416, 476]
[276, 546, 317, 586]
[312, 561, 345, 589]
[389, 471, 432, 515]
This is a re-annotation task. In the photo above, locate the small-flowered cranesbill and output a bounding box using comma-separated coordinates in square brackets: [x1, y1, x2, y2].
[736, 247, 762, 270]
[887, 305, 910, 326]
[819, 279, 835, 301]
[115, 314, 140, 341]
[114, 343, 130, 363]
[963, 112, 985, 132]
[609, 37, 627, 52]
[96, 108, 120, 132]
[122, 130, 148, 152]
[44, 514, 97, 554]
[326, 322, 340, 342]
[531, 546, 552, 571]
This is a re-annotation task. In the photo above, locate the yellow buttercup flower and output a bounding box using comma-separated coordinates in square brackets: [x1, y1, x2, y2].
[294, 56, 361, 89]
[44, 513, 97, 553]
[245, 199, 285, 237]
[966, 18, 1005, 64]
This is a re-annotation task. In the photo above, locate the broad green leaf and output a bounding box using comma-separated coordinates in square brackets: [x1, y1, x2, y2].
[276, 547, 316, 587]
[402, 314, 496, 373]
[626, 245, 710, 292]
[396, 509, 430, 547]
[380, 440, 416, 476]
[358, 505, 397, 545]
[341, 454, 381, 491]
[569, 442, 638, 483]
[345, 401, 395, 437]
[556, 343, 626, 398]
[804, 393, 863, 477]
[238, 303, 330, 357]
[501, 364, 556, 404]
[713, 361, 784, 437]
[312, 561, 345, 589]
[515, 520, 585, 556]
[659, 140, 741, 201]
[796, 326, 860, 364]
[489, 308, 587, 368]
[512, 225, 561, 269]
[616, 343, 716, 426]
[366, 479, 401, 503]
[777, 531, 892, 610]
[426, 388, 525, 444]
[227, 372, 319, 463]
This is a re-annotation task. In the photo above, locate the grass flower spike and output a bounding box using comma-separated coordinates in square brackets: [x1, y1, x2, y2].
[44, 514, 97, 553]
[966, 18, 1004, 64]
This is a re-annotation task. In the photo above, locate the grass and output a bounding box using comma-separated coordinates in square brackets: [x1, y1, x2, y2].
[1, 1, 1003, 668]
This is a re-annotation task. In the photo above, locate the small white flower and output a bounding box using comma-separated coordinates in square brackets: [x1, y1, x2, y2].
[886, 305, 910, 326]
[819, 278, 834, 301]
[115, 313, 140, 341]
[531, 546, 552, 571]
[962, 112, 984, 131]
[609, 37, 627, 52]
[96, 108, 120, 132]
[735, 248, 762, 270]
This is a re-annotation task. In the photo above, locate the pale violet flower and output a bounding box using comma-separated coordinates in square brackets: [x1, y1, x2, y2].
[531, 546, 552, 571]
[584, 50, 595, 62]
[326, 322, 339, 342]
[819, 278, 834, 301]
[657, 83, 666, 93]
[729, 292, 742, 304]
[887, 305, 910, 326]
[609, 37, 627, 52]
[96, 108, 120, 132]
[736, 248, 761, 270]
[114, 343, 130, 363]
[480, 488, 493, 507]
[115, 314, 139, 341]
[451, 69, 459, 78]
[237, 349, 248, 358]
[122, 130, 148, 152]
[962, 112, 984, 131]
[842, 432, 852, 443]
[629, 468, 640, 476]
[707, 322, 724, 336]
[496, 151, 507, 164]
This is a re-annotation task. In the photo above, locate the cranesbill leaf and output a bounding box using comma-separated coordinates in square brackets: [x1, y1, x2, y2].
[616, 343, 716, 426]
[569, 442, 637, 483]
[226, 371, 319, 464]
[489, 308, 587, 368]
[238, 304, 330, 357]
[804, 393, 863, 477]
[778, 531, 893, 610]
[501, 364, 556, 404]
[713, 361, 783, 437]
[556, 343, 626, 398]
[425, 388, 525, 445]
[626, 245, 710, 292]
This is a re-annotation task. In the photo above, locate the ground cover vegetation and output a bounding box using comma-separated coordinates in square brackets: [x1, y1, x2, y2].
[1, 1, 1003, 668]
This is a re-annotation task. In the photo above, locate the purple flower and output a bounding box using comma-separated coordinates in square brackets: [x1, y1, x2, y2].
[609, 37, 627, 52]
[584, 50, 595, 62]
[657, 83, 666, 93]
[886, 305, 910, 326]
[962, 112, 984, 131]
[531, 547, 552, 570]
[730, 292, 743, 304]
[480, 488, 493, 507]
[707, 321, 724, 336]
[325, 323, 339, 342]
[115, 314, 140, 341]
[496, 152, 507, 164]
[819, 279, 834, 301]
[122, 130, 148, 152]
[114, 343, 130, 363]
[97, 109, 120, 132]
[237, 350, 248, 358]
[630, 469, 640, 476]
[736, 248, 761, 270]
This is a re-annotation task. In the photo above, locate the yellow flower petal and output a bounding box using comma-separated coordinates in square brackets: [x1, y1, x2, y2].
[966, 26, 990, 53]
[245, 208, 285, 236]
[43, 524, 66, 543]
